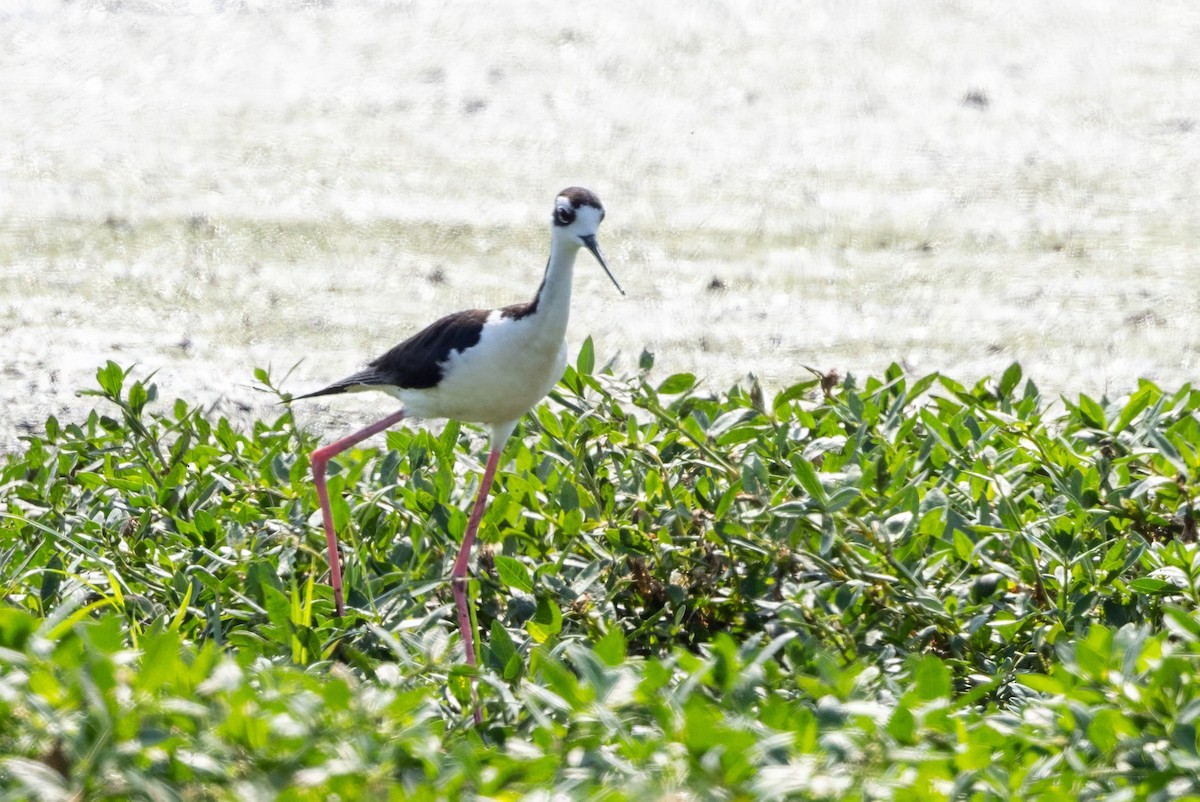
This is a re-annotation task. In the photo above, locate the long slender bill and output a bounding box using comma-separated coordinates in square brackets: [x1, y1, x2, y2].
[579, 234, 624, 295]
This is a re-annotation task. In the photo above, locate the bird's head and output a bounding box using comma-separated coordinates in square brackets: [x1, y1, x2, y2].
[552, 187, 623, 295]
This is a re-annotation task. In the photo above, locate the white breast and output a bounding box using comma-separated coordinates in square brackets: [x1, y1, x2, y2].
[394, 310, 568, 425]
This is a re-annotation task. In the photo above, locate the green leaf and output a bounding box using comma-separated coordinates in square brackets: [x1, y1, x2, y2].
[792, 457, 828, 506]
[1149, 428, 1194, 475]
[96, 360, 125, 398]
[128, 381, 148, 416]
[526, 597, 563, 644]
[245, 561, 283, 606]
[658, 373, 697, 395]
[1077, 394, 1107, 430]
[488, 619, 518, 672]
[448, 664, 475, 706]
[170, 581, 195, 632]
[576, 336, 595, 376]
[261, 583, 292, 631]
[911, 655, 951, 701]
[1164, 606, 1200, 643]
[1113, 382, 1156, 433]
[887, 703, 917, 744]
[952, 529, 974, 562]
[1074, 629, 1111, 679]
[0, 608, 37, 650]
[998, 363, 1022, 398]
[1128, 577, 1180, 595]
[40, 553, 62, 608]
[137, 629, 182, 692]
[558, 481, 580, 513]
[903, 372, 939, 405]
[534, 651, 582, 708]
[1016, 673, 1068, 694]
[495, 555, 533, 593]
[1088, 708, 1135, 753]
[594, 627, 627, 667]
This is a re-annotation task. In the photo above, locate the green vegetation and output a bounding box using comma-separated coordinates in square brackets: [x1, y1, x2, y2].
[3, 345, 1200, 800]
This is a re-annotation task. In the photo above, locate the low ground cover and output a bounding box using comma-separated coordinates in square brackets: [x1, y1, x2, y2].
[2, 346, 1200, 800]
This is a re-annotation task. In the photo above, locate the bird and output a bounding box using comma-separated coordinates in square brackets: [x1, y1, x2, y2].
[293, 187, 621, 718]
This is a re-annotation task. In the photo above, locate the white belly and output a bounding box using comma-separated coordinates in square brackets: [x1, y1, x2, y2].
[394, 310, 568, 425]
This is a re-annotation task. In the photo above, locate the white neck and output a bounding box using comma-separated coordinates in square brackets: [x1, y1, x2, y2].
[530, 234, 581, 339]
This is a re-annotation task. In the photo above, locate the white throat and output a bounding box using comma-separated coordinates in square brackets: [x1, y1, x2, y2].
[533, 235, 582, 340]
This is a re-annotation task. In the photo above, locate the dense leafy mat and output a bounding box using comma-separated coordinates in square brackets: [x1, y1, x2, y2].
[3, 345, 1200, 800]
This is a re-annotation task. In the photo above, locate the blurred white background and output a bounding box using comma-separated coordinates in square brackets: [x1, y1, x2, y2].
[1, 0, 1198, 445]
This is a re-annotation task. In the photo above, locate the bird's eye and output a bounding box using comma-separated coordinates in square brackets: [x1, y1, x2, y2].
[554, 206, 576, 226]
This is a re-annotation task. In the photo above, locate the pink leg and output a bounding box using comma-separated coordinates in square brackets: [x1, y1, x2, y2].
[452, 446, 503, 724]
[312, 408, 408, 617]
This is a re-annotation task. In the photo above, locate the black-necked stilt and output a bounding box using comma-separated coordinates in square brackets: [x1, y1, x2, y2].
[294, 188, 621, 715]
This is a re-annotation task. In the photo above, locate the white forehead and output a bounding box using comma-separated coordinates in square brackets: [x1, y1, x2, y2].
[558, 198, 604, 222]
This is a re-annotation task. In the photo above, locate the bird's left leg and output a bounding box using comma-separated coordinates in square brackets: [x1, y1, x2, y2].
[311, 408, 408, 616]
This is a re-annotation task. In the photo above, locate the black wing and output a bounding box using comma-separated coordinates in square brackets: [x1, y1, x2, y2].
[294, 308, 490, 399]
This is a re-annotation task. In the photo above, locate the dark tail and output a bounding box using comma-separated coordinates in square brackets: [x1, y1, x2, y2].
[291, 368, 390, 401]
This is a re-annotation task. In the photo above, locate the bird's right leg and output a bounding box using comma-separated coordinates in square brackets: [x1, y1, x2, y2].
[450, 446, 503, 725]
[311, 408, 408, 617]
